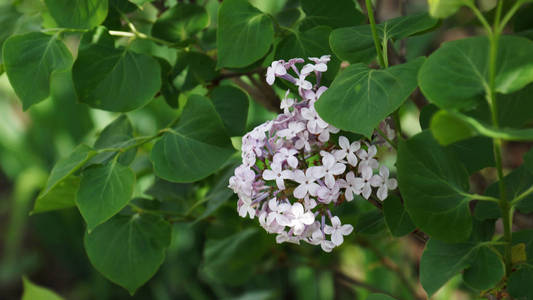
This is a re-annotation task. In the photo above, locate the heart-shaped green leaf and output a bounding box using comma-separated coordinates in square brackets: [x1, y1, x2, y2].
[315, 57, 424, 138]
[419, 36, 533, 110]
[73, 31, 161, 112]
[151, 95, 234, 182]
[33, 144, 95, 213]
[44, 0, 108, 29]
[216, 0, 274, 68]
[210, 85, 249, 136]
[463, 246, 504, 291]
[397, 131, 472, 242]
[151, 3, 208, 45]
[299, 0, 365, 31]
[382, 195, 416, 237]
[76, 161, 135, 231]
[3, 32, 73, 110]
[330, 13, 438, 63]
[84, 213, 171, 295]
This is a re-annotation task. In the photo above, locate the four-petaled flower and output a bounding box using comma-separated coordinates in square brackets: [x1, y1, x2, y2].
[262, 162, 293, 190]
[295, 74, 312, 90]
[334, 136, 360, 166]
[277, 121, 305, 139]
[312, 152, 346, 188]
[371, 165, 398, 201]
[339, 171, 362, 201]
[273, 147, 299, 168]
[324, 216, 353, 246]
[287, 202, 315, 235]
[293, 169, 320, 199]
[301, 107, 329, 134]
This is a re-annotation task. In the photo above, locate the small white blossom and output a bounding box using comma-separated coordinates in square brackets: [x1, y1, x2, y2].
[262, 162, 292, 190]
[277, 121, 305, 139]
[334, 136, 360, 166]
[266, 60, 286, 85]
[324, 216, 353, 246]
[293, 168, 321, 199]
[273, 147, 299, 168]
[286, 202, 315, 235]
[371, 165, 398, 201]
[312, 152, 346, 188]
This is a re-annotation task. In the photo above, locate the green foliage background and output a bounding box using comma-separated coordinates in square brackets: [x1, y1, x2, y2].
[0, 0, 532, 299]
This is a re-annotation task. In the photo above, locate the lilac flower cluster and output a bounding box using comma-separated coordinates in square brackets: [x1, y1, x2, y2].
[228, 56, 398, 252]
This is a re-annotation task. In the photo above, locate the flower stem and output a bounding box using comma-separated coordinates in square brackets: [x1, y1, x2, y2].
[483, 0, 513, 278]
[365, 0, 386, 68]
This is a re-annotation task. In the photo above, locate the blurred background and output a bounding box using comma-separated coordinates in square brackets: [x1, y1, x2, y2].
[1, 0, 532, 299]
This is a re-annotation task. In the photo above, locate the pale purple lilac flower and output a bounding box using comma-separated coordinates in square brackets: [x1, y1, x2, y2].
[229, 56, 398, 252]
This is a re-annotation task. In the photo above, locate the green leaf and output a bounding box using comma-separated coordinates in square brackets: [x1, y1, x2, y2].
[210, 85, 249, 136]
[508, 266, 533, 298]
[151, 95, 234, 182]
[330, 13, 438, 63]
[152, 3, 208, 45]
[44, 0, 108, 29]
[428, 0, 468, 18]
[463, 246, 504, 290]
[173, 50, 218, 92]
[447, 137, 494, 174]
[91, 115, 136, 165]
[76, 161, 135, 231]
[419, 103, 439, 129]
[84, 213, 171, 295]
[197, 161, 239, 221]
[33, 175, 81, 214]
[513, 229, 533, 263]
[315, 57, 424, 138]
[420, 239, 481, 296]
[430, 110, 477, 145]
[22, 277, 64, 300]
[33, 144, 95, 213]
[433, 110, 533, 142]
[299, 0, 365, 31]
[365, 294, 397, 300]
[3, 32, 73, 110]
[476, 165, 533, 220]
[497, 83, 533, 128]
[201, 228, 269, 285]
[397, 131, 472, 242]
[419, 36, 533, 110]
[73, 31, 161, 112]
[355, 209, 386, 236]
[0, 4, 22, 64]
[216, 0, 274, 69]
[383, 195, 415, 237]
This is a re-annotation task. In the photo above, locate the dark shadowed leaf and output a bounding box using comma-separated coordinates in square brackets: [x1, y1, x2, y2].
[84, 213, 171, 294]
[201, 228, 270, 285]
[397, 131, 472, 242]
[382, 195, 415, 237]
[151, 3, 208, 45]
[299, 0, 364, 31]
[210, 85, 249, 136]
